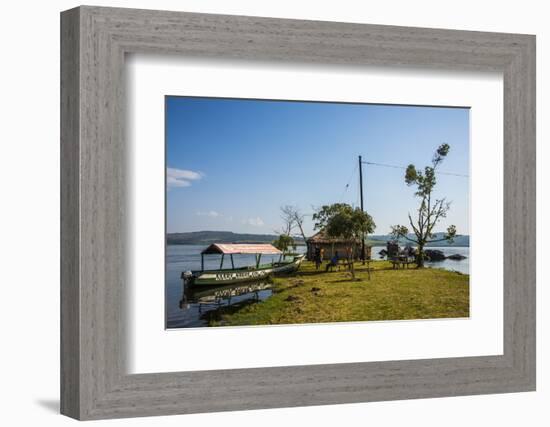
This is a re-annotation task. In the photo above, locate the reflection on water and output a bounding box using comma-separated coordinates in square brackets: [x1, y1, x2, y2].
[182, 281, 273, 305]
[175, 281, 274, 328]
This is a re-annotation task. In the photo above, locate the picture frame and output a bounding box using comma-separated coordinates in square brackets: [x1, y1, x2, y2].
[60, 5, 536, 420]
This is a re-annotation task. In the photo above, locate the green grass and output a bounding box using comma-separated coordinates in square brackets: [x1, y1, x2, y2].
[207, 260, 469, 326]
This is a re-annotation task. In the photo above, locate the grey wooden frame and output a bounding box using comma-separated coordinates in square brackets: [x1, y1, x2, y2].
[61, 5, 536, 420]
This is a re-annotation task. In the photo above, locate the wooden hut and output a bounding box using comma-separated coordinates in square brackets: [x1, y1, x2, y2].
[306, 230, 371, 261]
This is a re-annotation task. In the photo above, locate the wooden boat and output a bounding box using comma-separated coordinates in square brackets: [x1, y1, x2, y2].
[181, 243, 305, 287]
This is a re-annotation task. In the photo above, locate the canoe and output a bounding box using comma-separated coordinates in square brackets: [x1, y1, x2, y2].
[182, 254, 305, 287]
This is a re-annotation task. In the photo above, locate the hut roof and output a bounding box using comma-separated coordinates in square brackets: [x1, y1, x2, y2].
[306, 230, 360, 244]
[201, 243, 282, 255]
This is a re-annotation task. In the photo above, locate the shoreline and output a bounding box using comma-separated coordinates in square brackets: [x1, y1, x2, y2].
[197, 260, 470, 327]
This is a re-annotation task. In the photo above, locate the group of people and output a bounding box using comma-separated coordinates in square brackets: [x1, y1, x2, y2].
[313, 246, 341, 272]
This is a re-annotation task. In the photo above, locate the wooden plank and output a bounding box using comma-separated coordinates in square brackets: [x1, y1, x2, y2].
[60, 7, 81, 419]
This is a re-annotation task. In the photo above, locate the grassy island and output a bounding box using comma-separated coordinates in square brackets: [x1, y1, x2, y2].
[204, 261, 469, 327]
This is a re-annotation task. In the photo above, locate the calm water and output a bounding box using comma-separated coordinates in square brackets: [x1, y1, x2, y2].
[166, 244, 469, 328]
[166, 245, 307, 328]
[423, 246, 470, 275]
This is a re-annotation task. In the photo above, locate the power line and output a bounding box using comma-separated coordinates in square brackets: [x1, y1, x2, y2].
[339, 161, 358, 202]
[362, 160, 469, 178]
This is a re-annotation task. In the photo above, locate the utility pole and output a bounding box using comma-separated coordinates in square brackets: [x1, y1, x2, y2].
[359, 155, 365, 264]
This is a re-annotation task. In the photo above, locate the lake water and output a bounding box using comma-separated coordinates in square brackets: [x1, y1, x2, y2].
[166, 245, 307, 328]
[166, 244, 469, 328]
[423, 246, 470, 275]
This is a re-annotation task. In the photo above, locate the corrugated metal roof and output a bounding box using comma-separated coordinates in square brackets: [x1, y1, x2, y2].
[201, 243, 282, 255]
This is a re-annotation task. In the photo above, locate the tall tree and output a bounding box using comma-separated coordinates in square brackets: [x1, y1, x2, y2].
[390, 144, 457, 268]
[276, 205, 295, 237]
[276, 205, 308, 244]
[313, 203, 375, 279]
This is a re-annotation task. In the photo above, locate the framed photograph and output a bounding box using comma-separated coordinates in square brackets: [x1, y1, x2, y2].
[61, 6, 536, 420]
[165, 97, 471, 330]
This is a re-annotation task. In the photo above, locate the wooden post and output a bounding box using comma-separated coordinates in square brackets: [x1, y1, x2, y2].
[230, 254, 235, 269]
[220, 253, 225, 270]
[256, 253, 262, 268]
[359, 155, 365, 265]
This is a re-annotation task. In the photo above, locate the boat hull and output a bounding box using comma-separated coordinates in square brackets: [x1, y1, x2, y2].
[185, 255, 304, 287]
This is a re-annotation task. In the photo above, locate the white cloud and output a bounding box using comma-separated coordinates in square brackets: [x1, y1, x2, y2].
[196, 210, 220, 218]
[167, 167, 202, 188]
[167, 176, 191, 187]
[243, 217, 265, 227]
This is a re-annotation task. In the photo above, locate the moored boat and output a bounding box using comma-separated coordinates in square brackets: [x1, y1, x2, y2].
[181, 243, 305, 287]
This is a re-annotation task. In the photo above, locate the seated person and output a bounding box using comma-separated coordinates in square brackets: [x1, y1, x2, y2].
[325, 251, 340, 271]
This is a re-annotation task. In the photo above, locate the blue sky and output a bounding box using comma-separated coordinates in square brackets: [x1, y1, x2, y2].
[166, 96, 470, 237]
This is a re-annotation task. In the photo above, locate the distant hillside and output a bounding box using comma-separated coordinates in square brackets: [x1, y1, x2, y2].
[167, 231, 305, 246]
[367, 233, 469, 247]
[167, 231, 468, 247]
